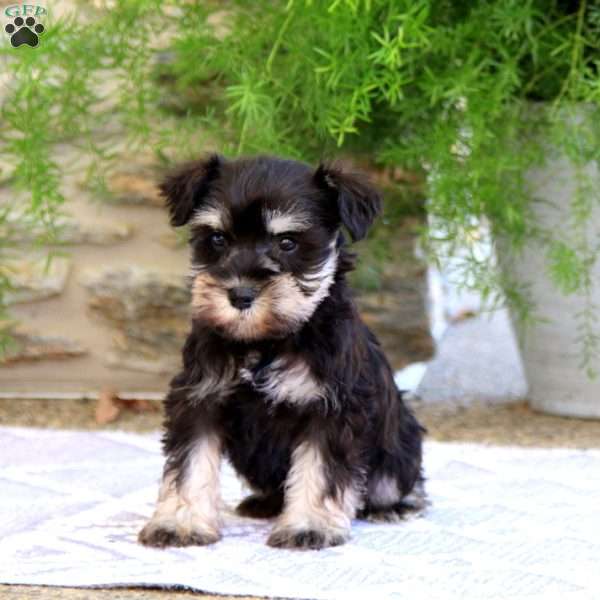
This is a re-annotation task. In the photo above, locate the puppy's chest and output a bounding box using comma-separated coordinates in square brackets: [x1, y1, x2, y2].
[191, 349, 327, 406]
[238, 351, 328, 406]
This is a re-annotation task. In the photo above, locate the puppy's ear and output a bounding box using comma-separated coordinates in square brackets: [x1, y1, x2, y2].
[160, 154, 223, 227]
[314, 163, 382, 242]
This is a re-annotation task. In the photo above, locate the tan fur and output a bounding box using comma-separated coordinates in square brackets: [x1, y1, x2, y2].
[264, 209, 310, 235]
[191, 248, 338, 341]
[190, 204, 231, 231]
[270, 441, 357, 542]
[269, 248, 338, 328]
[250, 357, 329, 407]
[140, 434, 222, 542]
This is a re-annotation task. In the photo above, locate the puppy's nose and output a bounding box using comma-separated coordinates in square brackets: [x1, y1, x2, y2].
[228, 287, 257, 310]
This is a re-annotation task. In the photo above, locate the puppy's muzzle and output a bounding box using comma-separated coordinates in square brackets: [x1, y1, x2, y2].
[228, 286, 257, 310]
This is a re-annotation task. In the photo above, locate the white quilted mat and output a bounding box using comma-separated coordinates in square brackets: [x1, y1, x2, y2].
[1, 426, 599, 600]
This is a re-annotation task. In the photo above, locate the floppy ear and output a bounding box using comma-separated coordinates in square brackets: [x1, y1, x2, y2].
[160, 154, 223, 227]
[314, 163, 382, 242]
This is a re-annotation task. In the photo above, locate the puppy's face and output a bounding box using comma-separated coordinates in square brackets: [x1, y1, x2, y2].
[162, 156, 381, 341]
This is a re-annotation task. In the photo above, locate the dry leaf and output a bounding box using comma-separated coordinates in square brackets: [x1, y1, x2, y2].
[95, 387, 121, 424]
[119, 398, 160, 413]
[448, 309, 478, 324]
[95, 391, 161, 424]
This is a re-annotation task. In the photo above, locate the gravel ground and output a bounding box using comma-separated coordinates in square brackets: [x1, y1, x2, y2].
[1, 397, 599, 448]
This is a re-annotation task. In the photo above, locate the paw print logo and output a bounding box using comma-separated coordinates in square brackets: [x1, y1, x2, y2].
[5, 16, 45, 48]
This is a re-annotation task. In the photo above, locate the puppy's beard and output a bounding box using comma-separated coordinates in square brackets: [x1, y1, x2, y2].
[190, 250, 338, 341]
[191, 273, 272, 340]
[269, 248, 338, 329]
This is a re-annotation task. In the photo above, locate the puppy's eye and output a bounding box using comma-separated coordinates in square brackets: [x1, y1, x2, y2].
[210, 231, 227, 248]
[278, 237, 297, 252]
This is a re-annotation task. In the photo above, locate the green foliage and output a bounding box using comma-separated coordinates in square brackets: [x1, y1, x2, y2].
[1, 0, 600, 371]
[166, 0, 600, 373]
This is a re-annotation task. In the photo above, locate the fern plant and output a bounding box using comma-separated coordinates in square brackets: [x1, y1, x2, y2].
[160, 0, 600, 375]
[1, 0, 600, 372]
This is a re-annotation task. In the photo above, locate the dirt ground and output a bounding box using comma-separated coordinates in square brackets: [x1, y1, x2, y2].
[1, 397, 599, 448]
[2, 397, 599, 599]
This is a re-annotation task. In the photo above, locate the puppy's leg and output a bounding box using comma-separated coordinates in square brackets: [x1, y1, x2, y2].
[358, 474, 427, 522]
[138, 432, 222, 547]
[267, 440, 359, 550]
[360, 403, 427, 523]
[236, 491, 284, 519]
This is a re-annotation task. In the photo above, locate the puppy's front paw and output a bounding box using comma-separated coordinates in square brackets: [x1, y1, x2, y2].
[267, 526, 348, 550]
[138, 521, 220, 548]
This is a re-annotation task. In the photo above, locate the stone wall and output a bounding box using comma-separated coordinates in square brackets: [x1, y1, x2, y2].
[0, 153, 433, 399]
[0, 151, 187, 397]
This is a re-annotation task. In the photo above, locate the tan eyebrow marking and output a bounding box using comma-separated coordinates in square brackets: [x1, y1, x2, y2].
[264, 209, 311, 235]
[190, 205, 231, 230]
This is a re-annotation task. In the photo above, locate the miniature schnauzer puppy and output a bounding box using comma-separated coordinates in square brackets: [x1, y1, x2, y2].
[138, 155, 425, 550]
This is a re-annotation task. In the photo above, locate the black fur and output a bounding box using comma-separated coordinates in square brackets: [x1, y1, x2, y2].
[314, 163, 382, 241]
[160, 154, 222, 227]
[139, 155, 425, 551]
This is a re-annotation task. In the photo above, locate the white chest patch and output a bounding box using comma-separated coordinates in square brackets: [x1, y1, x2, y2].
[242, 357, 329, 407]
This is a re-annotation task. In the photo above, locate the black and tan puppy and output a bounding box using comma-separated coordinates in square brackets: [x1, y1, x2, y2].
[138, 155, 425, 550]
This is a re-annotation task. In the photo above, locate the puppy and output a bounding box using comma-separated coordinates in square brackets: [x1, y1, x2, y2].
[138, 155, 426, 550]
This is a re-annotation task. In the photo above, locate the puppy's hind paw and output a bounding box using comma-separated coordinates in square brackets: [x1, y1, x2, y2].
[267, 527, 348, 550]
[358, 495, 429, 523]
[138, 522, 220, 548]
[236, 493, 284, 519]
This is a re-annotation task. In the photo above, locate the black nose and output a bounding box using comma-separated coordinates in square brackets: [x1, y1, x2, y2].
[228, 287, 257, 310]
